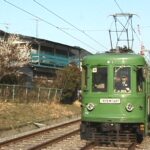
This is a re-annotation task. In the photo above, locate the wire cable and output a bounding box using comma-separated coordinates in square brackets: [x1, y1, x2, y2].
[3, 0, 99, 53]
[33, 0, 108, 50]
[114, 0, 124, 13]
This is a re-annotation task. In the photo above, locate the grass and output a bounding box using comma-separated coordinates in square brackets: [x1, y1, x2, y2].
[0, 101, 81, 130]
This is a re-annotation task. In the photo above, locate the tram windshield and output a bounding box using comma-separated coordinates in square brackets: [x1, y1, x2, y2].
[92, 67, 107, 92]
[114, 67, 131, 93]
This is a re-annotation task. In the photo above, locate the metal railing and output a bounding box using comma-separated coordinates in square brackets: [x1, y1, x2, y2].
[0, 84, 62, 103]
[30, 53, 79, 68]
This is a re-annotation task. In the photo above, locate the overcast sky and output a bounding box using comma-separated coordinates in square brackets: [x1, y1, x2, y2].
[1, 0, 150, 54]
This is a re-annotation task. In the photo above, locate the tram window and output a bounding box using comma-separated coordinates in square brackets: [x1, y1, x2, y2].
[82, 66, 87, 89]
[114, 67, 131, 93]
[92, 67, 107, 92]
[137, 68, 144, 92]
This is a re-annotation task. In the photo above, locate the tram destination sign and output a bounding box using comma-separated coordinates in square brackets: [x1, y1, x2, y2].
[100, 98, 120, 104]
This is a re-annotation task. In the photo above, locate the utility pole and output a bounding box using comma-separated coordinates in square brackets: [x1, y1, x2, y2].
[0, 23, 10, 31]
[137, 24, 145, 55]
[32, 18, 39, 38]
[137, 24, 150, 64]
[0, 23, 10, 39]
[35, 19, 39, 38]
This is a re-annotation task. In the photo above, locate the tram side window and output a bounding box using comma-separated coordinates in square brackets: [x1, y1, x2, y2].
[137, 68, 144, 92]
[82, 66, 87, 89]
[114, 67, 131, 93]
[92, 67, 107, 92]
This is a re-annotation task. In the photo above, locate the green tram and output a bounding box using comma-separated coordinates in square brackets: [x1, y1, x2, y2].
[80, 52, 150, 143]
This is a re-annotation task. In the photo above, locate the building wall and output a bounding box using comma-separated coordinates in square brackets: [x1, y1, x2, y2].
[0, 30, 92, 85]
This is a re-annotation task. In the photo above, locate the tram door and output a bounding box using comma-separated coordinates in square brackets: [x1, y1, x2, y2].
[145, 67, 150, 118]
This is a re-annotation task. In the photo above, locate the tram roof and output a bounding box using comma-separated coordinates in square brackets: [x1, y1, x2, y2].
[82, 53, 146, 66]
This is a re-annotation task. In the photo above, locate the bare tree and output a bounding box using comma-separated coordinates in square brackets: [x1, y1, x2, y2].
[0, 35, 30, 81]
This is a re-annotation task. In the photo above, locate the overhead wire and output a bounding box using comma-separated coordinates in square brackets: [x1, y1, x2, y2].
[142, 26, 150, 28]
[3, 0, 99, 53]
[55, 28, 108, 32]
[114, 0, 124, 13]
[33, 0, 108, 51]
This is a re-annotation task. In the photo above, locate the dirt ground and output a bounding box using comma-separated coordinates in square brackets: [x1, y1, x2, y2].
[0, 101, 81, 131]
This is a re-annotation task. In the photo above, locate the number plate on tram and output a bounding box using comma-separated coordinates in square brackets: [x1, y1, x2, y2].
[100, 98, 120, 104]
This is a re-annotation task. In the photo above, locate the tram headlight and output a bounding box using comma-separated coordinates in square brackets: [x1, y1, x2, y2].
[86, 103, 95, 111]
[126, 103, 134, 112]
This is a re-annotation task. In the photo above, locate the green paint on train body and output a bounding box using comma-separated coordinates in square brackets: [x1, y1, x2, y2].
[81, 52, 150, 134]
[82, 53, 146, 66]
[82, 93, 145, 123]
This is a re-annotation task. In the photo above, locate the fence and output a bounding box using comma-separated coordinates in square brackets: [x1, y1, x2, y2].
[0, 84, 62, 103]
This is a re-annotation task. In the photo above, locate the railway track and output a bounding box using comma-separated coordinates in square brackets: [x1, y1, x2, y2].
[0, 117, 149, 150]
[80, 141, 136, 150]
[0, 118, 80, 150]
[36, 134, 137, 150]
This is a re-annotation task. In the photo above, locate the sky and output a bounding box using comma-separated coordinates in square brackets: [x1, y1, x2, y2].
[0, 0, 150, 54]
